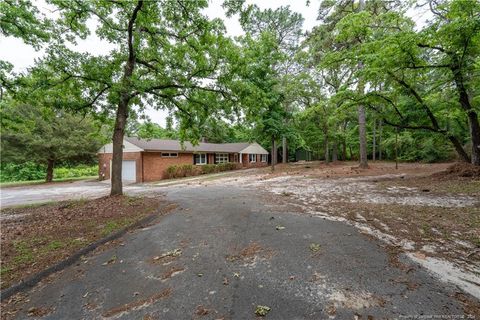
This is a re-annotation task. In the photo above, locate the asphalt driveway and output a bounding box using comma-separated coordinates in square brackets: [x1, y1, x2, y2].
[0, 180, 163, 208]
[6, 184, 469, 319]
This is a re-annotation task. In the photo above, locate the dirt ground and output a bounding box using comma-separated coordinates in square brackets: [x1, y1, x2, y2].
[0, 196, 172, 290]
[200, 161, 480, 300]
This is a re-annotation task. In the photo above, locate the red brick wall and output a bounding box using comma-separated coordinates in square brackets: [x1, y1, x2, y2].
[241, 154, 268, 168]
[98, 151, 268, 183]
[143, 152, 194, 181]
[98, 152, 143, 183]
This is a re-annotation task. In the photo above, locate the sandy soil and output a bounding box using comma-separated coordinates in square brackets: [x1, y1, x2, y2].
[199, 161, 480, 300]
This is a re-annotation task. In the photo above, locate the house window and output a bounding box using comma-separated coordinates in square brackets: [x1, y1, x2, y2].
[161, 152, 178, 158]
[249, 154, 256, 162]
[194, 153, 207, 165]
[215, 153, 229, 164]
[261, 154, 267, 162]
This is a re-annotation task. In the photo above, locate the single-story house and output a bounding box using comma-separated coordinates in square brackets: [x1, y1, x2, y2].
[97, 137, 269, 182]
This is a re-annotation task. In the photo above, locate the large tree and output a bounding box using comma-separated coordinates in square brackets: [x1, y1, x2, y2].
[1, 102, 103, 182]
[225, 2, 304, 166]
[27, 0, 234, 194]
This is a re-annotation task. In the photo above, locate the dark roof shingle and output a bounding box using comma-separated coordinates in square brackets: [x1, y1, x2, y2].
[125, 137, 251, 153]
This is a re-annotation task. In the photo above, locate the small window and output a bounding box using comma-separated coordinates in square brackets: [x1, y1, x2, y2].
[249, 154, 256, 163]
[215, 153, 229, 164]
[194, 153, 207, 165]
[261, 154, 267, 162]
[161, 152, 178, 158]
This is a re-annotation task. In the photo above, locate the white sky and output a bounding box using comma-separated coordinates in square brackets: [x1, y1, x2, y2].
[0, 0, 430, 126]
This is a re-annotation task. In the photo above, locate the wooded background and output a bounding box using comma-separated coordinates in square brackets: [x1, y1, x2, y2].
[1, 0, 478, 191]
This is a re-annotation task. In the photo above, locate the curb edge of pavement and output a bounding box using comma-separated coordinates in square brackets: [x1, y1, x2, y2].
[0, 209, 163, 302]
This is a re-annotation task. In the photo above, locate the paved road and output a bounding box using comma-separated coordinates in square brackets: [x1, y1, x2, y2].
[0, 180, 162, 208]
[8, 184, 468, 319]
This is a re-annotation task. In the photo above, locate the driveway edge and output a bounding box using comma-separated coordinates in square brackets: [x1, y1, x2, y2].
[1, 211, 163, 301]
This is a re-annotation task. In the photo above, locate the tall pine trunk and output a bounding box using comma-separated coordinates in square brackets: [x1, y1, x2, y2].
[372, 119, 376, 161]
[332, 140, 338, 162]
[282, 136, 287, 164]
[358, 104, 368, 168]
[324, 132, 329, 164]
[357, 0, 368, 169]
[271, 136, 276, 172]
[378, 119, 382, 161]
[46, 159, 54, 183]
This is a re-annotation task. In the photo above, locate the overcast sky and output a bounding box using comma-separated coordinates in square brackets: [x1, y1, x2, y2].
[0, 0, 431, 126]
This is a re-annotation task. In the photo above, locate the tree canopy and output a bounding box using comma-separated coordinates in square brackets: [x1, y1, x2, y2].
[1, 0, 479, 189]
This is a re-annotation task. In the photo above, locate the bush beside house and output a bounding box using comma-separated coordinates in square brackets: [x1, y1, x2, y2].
[165, 162, 241, 179]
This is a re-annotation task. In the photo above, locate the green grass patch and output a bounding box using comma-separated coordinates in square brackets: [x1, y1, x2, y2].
[101, 217, 138, 237]
[13, 241, 35, 264]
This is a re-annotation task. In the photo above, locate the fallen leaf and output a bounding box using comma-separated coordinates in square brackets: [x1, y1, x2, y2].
[102, 255, 117, 266]
[413, 252, 426, 260]
[309, 243, 321, 252]
[255, 305, 271, 317]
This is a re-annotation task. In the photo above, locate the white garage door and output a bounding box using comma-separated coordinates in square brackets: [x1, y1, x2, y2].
[121, 160, 136, 181]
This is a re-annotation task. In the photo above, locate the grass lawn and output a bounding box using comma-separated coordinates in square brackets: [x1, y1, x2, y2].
[0, 176, 98, 188]
[0, 195, 174, 290]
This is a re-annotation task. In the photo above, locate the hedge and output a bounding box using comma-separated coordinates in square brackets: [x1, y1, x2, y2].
[165, 162, 239, 179]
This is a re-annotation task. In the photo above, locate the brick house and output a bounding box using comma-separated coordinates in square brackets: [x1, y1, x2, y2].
[97, 137, 269, 182]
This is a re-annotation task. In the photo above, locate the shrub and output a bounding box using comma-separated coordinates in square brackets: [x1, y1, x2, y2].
[201, 164, 217, 174]
[54, 165, 97, 179]
[0, 163, 98, 182]
[165, 165, 178, 179]
[0, 162, 46, 182]
[164, 162, 240, 180]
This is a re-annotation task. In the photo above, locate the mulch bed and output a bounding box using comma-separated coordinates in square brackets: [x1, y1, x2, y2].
[0, 195, 165, 290]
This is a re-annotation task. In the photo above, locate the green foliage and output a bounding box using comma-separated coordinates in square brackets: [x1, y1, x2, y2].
[0, 0, 51, 48]
[1, 102, 104, 169]
[0, 163, 97, 182]
[53, 165, 98, 179]
[165, 162, 238, 179]
[129, 120, 178, 140]
[165, 164, 201, 179]
[0, 162, 45, 182]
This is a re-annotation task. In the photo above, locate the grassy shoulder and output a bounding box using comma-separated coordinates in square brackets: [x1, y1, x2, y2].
[0, 176, 98, 188]
[0, 195, 169, 290]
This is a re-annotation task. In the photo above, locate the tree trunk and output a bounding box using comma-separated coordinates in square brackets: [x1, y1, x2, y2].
[378, 119, 382, 161]
[372, 119, 376, 161]
[448, 135, 471, 163]
[282, 136, 287, 164]
[324, 134, 329, 164]
[451, 59, 480, 165]
[357, 0, 368, 168]
[467, 113, 480, 165]
[358, 105, 368, 168]
[393, 74, 470, 164]
[332, 140, 338, 162]
[46, 159, 54, 183]
[110, 0, 144, 196]
[271, 136, 275, 172]
[111, 97, 129, 196]
[395, 128, 398, 170]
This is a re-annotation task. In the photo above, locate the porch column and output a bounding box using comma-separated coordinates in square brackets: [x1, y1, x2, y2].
[239, 152, 242, 163]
